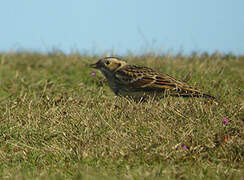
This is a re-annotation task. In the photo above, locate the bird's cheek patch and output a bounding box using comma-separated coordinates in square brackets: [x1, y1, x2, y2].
[110, 63, 121, 71]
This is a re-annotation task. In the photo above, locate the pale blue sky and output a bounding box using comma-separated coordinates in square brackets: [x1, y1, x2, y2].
[1, 0, 243, 55]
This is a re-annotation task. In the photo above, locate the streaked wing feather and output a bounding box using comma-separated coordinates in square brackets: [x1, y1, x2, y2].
[116, 65, 178, 90]
[151, 75, 177, 89]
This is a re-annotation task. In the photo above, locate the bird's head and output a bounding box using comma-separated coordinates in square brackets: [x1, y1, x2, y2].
[90, 57, 126, 72]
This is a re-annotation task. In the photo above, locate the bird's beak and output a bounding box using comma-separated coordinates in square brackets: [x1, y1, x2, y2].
[89, 63, 98, 68]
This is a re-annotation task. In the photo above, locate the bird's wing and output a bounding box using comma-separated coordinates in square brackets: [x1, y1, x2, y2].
[115, 65, 179, 91]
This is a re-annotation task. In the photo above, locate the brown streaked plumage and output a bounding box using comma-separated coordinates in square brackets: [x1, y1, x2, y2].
[90, 57, 215, 100]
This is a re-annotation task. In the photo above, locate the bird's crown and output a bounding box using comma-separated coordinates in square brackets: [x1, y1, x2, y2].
[90, 57, 127, 71]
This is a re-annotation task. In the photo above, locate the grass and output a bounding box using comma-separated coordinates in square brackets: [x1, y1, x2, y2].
[0, 51, 243, 179]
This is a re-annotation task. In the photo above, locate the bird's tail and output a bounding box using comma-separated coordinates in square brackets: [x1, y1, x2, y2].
[172, 87, 216, 99]
[201, 93, 216, 99]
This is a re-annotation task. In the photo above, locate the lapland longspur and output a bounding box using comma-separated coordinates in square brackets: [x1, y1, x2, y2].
[90, 57, 215, 100]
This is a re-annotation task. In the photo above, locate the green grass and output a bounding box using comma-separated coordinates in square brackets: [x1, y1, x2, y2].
[0, 52, 243, 179]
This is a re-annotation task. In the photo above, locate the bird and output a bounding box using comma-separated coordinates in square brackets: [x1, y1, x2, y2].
[89, 57, 215, 100]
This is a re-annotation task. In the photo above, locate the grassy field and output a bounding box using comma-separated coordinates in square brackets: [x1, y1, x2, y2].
[0, 52, 243, 179]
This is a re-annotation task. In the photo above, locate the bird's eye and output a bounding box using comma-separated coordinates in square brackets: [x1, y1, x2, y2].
[105, 61, 110, 65]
